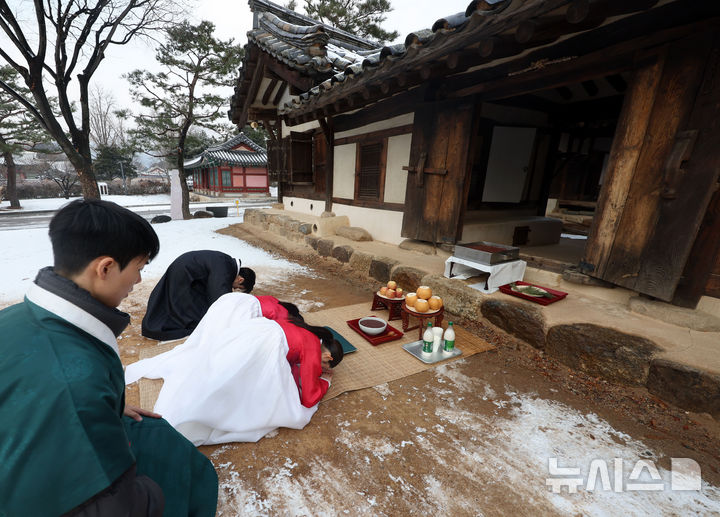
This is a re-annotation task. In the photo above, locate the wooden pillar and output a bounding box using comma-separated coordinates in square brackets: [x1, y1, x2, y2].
[583, 30, 720, 301]
[319, 116, 334, 213]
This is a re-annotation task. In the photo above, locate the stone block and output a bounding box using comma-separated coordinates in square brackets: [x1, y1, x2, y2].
[349, 250, 373, 275]
[545, 324, 660, 385]
[629, 296, 720, 332]
[336, 226, 373, 241]
[390, 266, 427, 293]
[305, 235, 320, 250]
[646, 359, 720, 417]
[398, 239, 437, 255]
[299, 223, 313, 235]
[482, 299, 546, 349]
[422, 273, 484, 322]
[150, 215, 171, 224]
[369, 256, 400, 283]
[317, 238, 335, 257]
[332, 245, 354, 263]
[192, 210, 213, 218]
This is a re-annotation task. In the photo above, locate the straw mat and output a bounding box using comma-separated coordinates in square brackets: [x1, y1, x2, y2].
[137, 302, 494, 410]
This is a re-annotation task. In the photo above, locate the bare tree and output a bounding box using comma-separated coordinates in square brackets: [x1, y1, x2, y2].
[41, 167, 79, 199]
[0, 0, 179, 199]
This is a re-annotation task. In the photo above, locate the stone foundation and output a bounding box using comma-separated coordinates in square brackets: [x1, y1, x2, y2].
[241, 208, 719, 418]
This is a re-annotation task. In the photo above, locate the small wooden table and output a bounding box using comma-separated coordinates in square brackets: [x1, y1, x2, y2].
[401, 304, 445, 340]
[371, 292, 405, 321]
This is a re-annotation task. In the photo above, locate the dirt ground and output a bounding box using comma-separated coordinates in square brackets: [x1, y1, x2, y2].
[120, 227, 720, 515]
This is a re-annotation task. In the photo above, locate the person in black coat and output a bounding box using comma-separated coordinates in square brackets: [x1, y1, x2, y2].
[142, 250, 256, 340]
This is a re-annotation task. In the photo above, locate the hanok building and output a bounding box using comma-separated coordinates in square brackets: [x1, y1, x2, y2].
[184, 133, 269, 196]
[230, 0, 720, 308]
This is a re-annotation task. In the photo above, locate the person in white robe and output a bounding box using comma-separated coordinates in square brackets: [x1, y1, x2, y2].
[125, 293, 317, 445]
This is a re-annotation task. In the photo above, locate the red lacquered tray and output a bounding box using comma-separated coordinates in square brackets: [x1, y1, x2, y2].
[346, 318, 404, 346]
[498, 281, 568, 305]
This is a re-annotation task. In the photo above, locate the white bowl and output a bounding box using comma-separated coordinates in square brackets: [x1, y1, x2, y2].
[358, 317, 387, 336]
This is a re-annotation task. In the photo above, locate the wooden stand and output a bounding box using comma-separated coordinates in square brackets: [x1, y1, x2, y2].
[371, 293, 405, 321]
[401, 304, 445, 340]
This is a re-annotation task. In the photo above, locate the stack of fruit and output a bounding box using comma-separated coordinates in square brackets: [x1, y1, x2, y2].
[379, 280, 404, 298]
[405, 285, 443, 313]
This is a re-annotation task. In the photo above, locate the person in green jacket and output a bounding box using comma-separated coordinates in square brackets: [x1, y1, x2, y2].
[0, 199, 218, 517]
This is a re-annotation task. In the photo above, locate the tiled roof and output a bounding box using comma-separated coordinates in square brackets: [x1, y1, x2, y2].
[247, 10, 377, 76]
[207, 133, 266, 153]
[184, 150, 268, 169]
[233, 0, 692, 125]
[185, 134, 268, 169]
[276, 0, 534, 115]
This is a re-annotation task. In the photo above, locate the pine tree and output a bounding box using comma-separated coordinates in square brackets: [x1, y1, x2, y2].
[0, 66, 54, 209]
[127, 21, 244, 219]
[301, 0, 399, 44]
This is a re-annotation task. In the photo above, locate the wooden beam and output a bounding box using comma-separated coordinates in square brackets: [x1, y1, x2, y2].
[272, 81, 286, 106]
[261, 119, 277, 142]
[605, 73, 628, 93]
[261, 77, 279, 105]
[265, 58, 316, 91]
[334, 124, 414, 146]
[332, 88, 422, 132]
[581, 80, 599, 96]
[238, 54, 267, 129]
[319, 116, 334, 213]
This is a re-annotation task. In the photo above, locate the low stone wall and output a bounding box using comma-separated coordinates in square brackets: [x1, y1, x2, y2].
[242, 209, 720, 418]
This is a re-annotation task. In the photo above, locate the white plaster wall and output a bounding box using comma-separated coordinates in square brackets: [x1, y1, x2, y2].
[384, 133, 412, 203]
[483, 126, 537, 203]
[332, 204, 404, 245]
[333, 143, 356, 199]
[335, 113, 414, 139]
[282, 196, 325, 216]
[282, 118, 320, 138]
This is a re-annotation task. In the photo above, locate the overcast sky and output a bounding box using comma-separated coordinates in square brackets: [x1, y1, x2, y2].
[94, 0, 471, 111]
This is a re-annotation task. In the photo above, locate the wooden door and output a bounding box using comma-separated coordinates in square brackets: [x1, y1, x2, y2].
[401, 99, 474, 244]
[582, 32, 720, 301]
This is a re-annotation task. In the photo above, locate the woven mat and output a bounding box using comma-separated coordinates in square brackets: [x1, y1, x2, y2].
[137, 302, 494, 410]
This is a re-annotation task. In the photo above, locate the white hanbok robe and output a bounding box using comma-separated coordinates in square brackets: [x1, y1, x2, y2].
[125, 293, 317, 445]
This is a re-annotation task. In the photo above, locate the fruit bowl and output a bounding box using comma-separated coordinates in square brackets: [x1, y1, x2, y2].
[358, 316, 388, 336]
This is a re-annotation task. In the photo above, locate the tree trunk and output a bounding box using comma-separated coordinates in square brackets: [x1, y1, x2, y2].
[2, 150, 21, 209]
[75, 152, 101, 199]
[177, 153, 191, 219]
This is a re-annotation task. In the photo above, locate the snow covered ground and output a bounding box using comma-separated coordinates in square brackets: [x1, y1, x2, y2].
[0, 191, 302, 306]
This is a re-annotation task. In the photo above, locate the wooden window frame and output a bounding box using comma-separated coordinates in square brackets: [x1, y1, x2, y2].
[288, 131, 314, 185]
[354, 138, 388, 203]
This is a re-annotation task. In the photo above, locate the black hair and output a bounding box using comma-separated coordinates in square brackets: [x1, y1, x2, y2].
[238, 266, 256, 293]
[49, 199, 160, 276]
[279, 301, 303, 321]
[288, 316, 344, 368]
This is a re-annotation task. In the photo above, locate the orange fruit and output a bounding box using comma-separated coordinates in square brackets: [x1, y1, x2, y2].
[405, 292, 418, 307]
[417, 286, 432, 300]
[428, 296, 443, 310]
[414, 299, 430, 313]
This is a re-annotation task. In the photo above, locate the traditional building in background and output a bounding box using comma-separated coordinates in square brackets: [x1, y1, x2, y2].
[230, 0, 720, 308]
[137, 166, 169, 183]
[184, 133, 269, 197]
